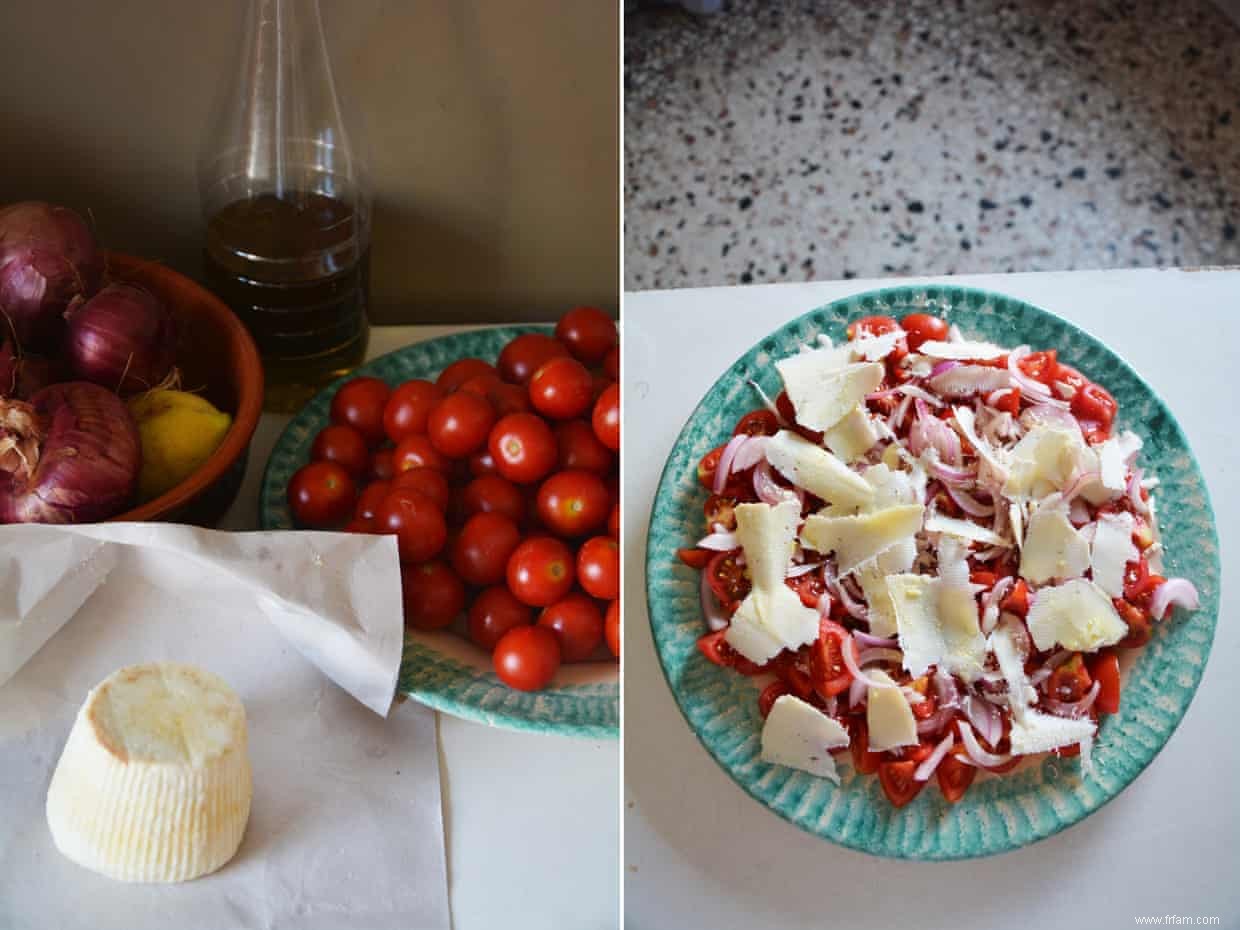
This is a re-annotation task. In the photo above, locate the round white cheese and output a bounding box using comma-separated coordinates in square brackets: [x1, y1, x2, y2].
[46, 662, 252, 883]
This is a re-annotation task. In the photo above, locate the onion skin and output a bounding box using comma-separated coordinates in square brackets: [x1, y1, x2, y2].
[0, 382, 141, 523]
[64, 283, 177, 395]
[0, 202, 102, 350]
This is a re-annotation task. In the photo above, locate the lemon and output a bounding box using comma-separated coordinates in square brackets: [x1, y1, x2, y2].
[128, 390, 232, 502]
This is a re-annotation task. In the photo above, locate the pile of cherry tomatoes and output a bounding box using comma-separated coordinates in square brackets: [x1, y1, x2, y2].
[286, 307, 621, 692]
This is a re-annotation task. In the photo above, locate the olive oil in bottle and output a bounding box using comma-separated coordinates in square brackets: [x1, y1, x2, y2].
[198, 0, 372, 412]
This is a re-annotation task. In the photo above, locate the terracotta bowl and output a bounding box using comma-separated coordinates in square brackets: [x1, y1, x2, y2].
[105, 252, 263, 525]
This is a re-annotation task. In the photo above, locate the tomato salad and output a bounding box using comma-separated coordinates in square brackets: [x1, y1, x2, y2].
[680, 312, 1199, 807]
[287, 307, 620, 693]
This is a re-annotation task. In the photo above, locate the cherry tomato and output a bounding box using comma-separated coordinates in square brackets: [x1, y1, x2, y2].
[492, 625, 561, 691]
[1115, 597, 1153, 647]
[393, 434, 449, 475]
[1089, 649, 1121, 715]
[607, 501, 619, 539]
[528, 356, 594, 420]
[604, 599, 620, 658]
[899, 312, 949, 351]
[436, 358, 497, 393]
[696, 444, 726, 490]
[987, 388, 1020, 415]
[310, 424, 370, 478]
[356, 479, 393, 521]
[676, 547, 712, 569]
[288, 461, 356, 527]
[401, 560, 465, 631]
[706, 550, 750, 605]
[427, 390, 496, 459]
[329, 377, 390, 446]
[576, 535, 619, 600]
[498, 333, 569, 385]
[701, 496, 736, 532]
[554, 306, 617, 364]
[847, 314, 900, 340]
[1000, 578, 1030, 617]
[457, 373, 504, 398]
[877, 759, 925, 808]
[758, 681, 791, 718]
[850, 721, 883, 775]
[1053, 363, 1088, 398]
[1018, 350, 1058, 384]
[603, 344, 620, 381]
[489, 413, 558, 484]
[374, 488, 448, 562]
[507, 536, 575, 606]
[343, 516, 374, 534]
[536, 470, 610, 537]
[456, 474, 525, 525]
[936, 750, 977, 804]
[591, 382, 619, 452]
[369, 448, 395, 481]
[537, 593, 604, 662]
[555, 419, 614, 475]
[1071, 383, 1117, 434]
[391, 467, 451, 512]
[467, 585, 533, 650]
[383, 379, 442, 443]
[1047, 654, 1091, 702]
[733, 410, 780, 437]
[451, 512, 522, 586]
[696, 630, 765, 676]
[810, 618, 854, 699]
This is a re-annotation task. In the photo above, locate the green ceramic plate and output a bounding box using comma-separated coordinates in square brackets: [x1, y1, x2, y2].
[261, 326, 618, 739]
[645, 285, 1219, 858]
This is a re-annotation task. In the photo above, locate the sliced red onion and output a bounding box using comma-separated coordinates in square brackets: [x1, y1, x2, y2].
[700, 571, 730, 632]
[752, 460, 798, 506]
[857, 647, 904, 667]
[944, 482, 995, 517]
[1007, 346, 1053, 402]
[853, 631, 897, 649]
[985, 387, 1015, 410]
[914, 731, 956, 781]
[1150, 577, 1199, 620]
[842, 634, 897, 689]
[731, 435, 769, 472]
[785, 559, 824, 578]
[816, 592, 833, 618]
[1023, 402, 1079, 430]
[997, 612, 1032, 655]
[910, 398, 962, 464]
[980, 576, 1014, 634]
[963, 694, 1002, 746]
[848, 675, 868, 708]
[958, 721, 1011, 768]
[831, 574, 869, 621]
[748, 379, 788, 425]
[1127, 467, 1149, 515]
[916, 708, 955, 736]
[929, 359, 960, 379]
[696, 531, 739, 551]
[1043, 680, 1101, 718]
[888, 392, 913, 432]
[713, 433, 748, 494]
[933, 666, 962, 708]
[1060, 469, 1100, 503]
[1068, 497, 1091, 526]
[928, 458, 975, 487]
[894, 384, 944, 407]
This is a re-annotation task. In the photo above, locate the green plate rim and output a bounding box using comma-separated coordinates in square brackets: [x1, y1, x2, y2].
[260, 325, 619, 740]
[645, 284, 1219, 858]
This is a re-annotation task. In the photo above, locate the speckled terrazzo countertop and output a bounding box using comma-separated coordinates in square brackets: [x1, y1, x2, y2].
[624, 0, 1240, 289]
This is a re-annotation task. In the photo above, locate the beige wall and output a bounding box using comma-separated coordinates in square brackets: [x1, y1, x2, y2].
[0, 1, 619, 323]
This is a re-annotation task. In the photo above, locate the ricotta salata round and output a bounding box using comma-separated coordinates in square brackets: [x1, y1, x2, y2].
[46, 662, 253, 883]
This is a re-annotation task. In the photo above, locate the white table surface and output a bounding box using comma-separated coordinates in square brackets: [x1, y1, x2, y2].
[221, 325, 619, 930]
[623, 268, 1239, 930]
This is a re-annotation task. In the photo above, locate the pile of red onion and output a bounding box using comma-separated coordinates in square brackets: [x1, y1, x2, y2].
[0, 200, 180, 523]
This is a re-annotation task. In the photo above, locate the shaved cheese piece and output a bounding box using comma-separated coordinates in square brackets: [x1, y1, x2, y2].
[935, 534, 971, 588]
[1020, 506, 1090, 584]
[801, 504, 924, 575]
[990, 621, 1036, 715]
[1009, 501, 1024, 551]
[1004, 424, 1091, 499]
[822, 404, 878, 463]
[1025, 578, 1127, 653]
[1009, 710, 1095, 756]
[866, 670, 919, 751]
[953, 406, 1007, 476]
[887, 574, 986, 682]
[1096, 436, 1128, 491]
[864, 463, 916, 508]
[724, 500, 820, 663]
[1090, 512, 1138, 597]
[776, 345, 884, 432]
[760, 695, 850, 782]
[877, 536, 917, 574]
[916, 339, 1005, 361]
[852, 329, 905, 361]
[857, 566, 898, 637]
[925, 514, 1006, 547]
[765, 430, 873, 509]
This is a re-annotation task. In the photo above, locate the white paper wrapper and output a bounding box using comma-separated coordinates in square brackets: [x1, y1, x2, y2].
[0, 523, 450, 930]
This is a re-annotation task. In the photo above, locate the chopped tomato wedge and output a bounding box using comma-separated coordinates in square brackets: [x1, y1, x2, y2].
[1088, 650, 1121, 715]
[1018, 350, 1058, 384]
[676, 547, 713, 569]
[696, 444, 726, 489]
[734, 409, 780, 437]
[810, 619, 854, 699]
[703, 494, 738, 531]
[706, 551, 750, 605]
[878, 760, 925, 808]
[758, 680, 791, 718]
[1047, 654, 1091, 703]
[770, 650, 815, 700]
[1071, 383, 1117, 435]
[969, 569, 997, 589]
[936, 751, 977, 804]
[1000, 578, 1030, 617]
[695, 630, 765, 676]
[1053, 362, 1088, 397]
[786, 571, 827, 609]
[1115, 598, 1153, 648]
[850, 720, 882, 775]
[987, 388, 1020, 415]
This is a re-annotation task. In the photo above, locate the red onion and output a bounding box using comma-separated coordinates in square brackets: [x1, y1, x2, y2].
[910, 398, 962, 464]
[1042, 680, 1101, 718]
[748, 379, 787, 425]
[853, 630, 897, 649]
[848, 675, 868, 708]
[785, 559, 824, 578]
[916, 707, 956, 736]
[894, 384, 944, 407]
[842, 633, 896, 688]
[928, 459, 975, 487]
[700, 571, 729, 632]
[943, 482, 994, 517]
[857, 647, 904, 667]
[0, 382, 140, 523]
[980, 575, 1014, 633]
[914, 731, 956, 781]
[731, 435, 769, 472]
[1007, 347, 1070, 409]
[713, 433, 748, 494]
[753, 460, 799, 507]
[696, 530, 739, 551]
[64, 283, 176, 395]
[0, 202, 102, 350]
[1060, 469, 1100, 503]
[957, 721, 1010, 768]
[929, 359, 960, 379]
[963, 694, 1002, 745]
[1150, 577, 1199, 620]
[831, 574, 869, 621]
[888, 392, 913, 432]
[1126, 468, 1149, 515]
[933, 667, 962, 708]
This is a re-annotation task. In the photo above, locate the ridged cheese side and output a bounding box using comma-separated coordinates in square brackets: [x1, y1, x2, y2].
[46, 663, 252, 883]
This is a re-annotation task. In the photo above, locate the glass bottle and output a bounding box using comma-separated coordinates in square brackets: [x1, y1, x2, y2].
[199, 0, 371, 412]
